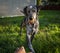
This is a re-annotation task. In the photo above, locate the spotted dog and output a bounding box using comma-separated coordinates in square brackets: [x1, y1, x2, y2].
[20, 5, 39, 53]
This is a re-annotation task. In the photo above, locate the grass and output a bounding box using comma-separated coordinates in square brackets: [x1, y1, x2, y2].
[0, 10, 60, 53]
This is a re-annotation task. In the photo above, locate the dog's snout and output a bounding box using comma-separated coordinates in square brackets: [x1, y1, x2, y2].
[29, 15, 33, 20]
[29, 17, 33, 20]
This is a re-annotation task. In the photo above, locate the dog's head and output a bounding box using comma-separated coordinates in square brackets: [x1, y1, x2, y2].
[23, 5, 39, 15]
[20, 5, 40, 24]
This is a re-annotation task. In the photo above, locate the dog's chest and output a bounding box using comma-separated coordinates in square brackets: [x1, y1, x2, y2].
[26, 21, 39, 32]
[26, 19, 39, 35]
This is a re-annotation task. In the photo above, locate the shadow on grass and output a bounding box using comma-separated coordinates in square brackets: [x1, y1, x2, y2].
[0, 10, 60, 53]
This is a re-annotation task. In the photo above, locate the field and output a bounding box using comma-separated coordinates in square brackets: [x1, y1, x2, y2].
[0, 10, 60, 53]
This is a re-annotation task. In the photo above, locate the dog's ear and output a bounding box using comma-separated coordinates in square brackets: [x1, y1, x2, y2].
[20, 6, 27, 16]
[23, 6, 28, 16]
[20, 10, 24, 14]
[36, 5, 42, 12]
[36, 5, 39, 12]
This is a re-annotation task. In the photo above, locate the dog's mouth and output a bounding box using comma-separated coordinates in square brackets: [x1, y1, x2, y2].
[28, 18, 35, 24]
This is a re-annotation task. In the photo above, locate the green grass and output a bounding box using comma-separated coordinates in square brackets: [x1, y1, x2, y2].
[0, 10, 60, 53]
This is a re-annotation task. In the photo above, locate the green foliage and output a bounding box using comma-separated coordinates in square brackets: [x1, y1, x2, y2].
[37, 0, 41, 5]
[0, 10, 60, 53]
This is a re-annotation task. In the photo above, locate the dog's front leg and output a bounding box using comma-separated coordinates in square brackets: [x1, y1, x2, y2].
[26, 32, 35, 53]
[20, 18, 26, 36]
[26, 27, 35, 53]
[31, 32, 35, 42]
[31, 27, 39, 42]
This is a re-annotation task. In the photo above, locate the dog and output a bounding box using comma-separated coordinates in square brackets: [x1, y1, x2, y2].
[20, 5, 40, 53]
[14, 46, 26, 53]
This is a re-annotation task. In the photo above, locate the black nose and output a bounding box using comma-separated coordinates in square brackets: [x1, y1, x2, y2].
[29, 17, 33, 20]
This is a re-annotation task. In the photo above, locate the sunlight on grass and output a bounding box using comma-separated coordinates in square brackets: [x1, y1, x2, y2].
[0, 10, 60, 53]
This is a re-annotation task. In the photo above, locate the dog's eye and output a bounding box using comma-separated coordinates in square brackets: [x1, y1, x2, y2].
[28, 10, 30, 13]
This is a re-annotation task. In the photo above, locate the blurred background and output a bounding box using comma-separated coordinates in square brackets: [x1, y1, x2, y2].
[0, 0, 36, 17]
[37, 0, 60, 10]
[0, 0, 60, 17]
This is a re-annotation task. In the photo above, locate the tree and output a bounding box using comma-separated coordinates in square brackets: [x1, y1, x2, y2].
[37, 0, 41, 5]
[37, 0, 48, 6]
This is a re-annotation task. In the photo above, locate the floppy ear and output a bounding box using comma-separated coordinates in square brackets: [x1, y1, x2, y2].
[23, 6, 28, 16]
[20, 6, 27, 16]
[36, 5, 42, 12]
[20, 10, 24, 14]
